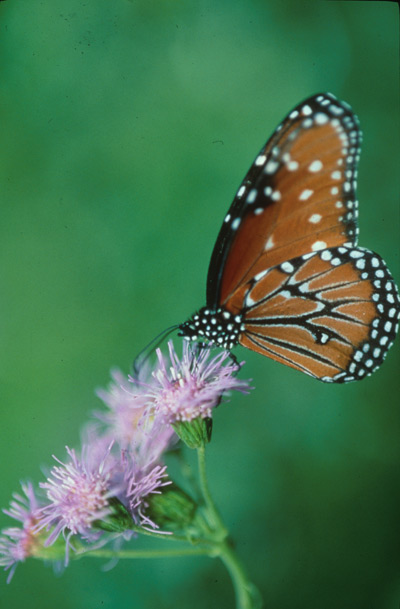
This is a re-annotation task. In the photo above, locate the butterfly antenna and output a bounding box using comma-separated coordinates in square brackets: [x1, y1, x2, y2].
[132, 324, 179, 380]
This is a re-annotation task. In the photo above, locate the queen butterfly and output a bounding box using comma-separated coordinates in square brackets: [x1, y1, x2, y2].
[179, 93, 400, 383]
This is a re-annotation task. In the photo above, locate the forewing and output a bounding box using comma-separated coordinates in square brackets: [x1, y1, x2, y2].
[206, 93, 361, 309]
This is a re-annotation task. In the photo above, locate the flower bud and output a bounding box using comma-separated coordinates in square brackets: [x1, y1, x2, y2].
[93, 497, 133, 533]
[173, 417, 212, 449]
[146, 484, 197, 531]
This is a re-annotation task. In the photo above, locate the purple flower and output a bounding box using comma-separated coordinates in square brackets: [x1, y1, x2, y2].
[94, 368, 176, 465]
[86, 367, 178, 533]
[115, 413, 176, 532]
[0, 482, 42, 583]
[36, 444, 119, 563]
[142, 341, 250, 424]
[95, 369, 148, 448]
[131, 413, 176, 470]
[126, 462, 172, 531]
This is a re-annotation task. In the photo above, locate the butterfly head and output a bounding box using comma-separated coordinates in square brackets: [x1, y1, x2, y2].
[178, 306, 244, 350]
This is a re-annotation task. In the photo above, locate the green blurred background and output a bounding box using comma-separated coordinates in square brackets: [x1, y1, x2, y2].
[1, 1, 399, 607]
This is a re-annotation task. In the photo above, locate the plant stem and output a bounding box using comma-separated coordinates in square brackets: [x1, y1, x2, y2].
[130, 523, 212, 547]
[218, 540, 262, 609]
[33, 542, 212, 563]
[77, 547, 211, 560]
[196, 445, 262, 609]
[196, 444, 227, 537]
[130, 524, 187, 542]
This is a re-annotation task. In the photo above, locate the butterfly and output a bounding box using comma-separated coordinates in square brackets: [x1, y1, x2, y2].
[178, 93, 400, 383]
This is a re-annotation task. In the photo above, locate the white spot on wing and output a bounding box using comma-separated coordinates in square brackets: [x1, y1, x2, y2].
[299, 189, 313, 201]
[265, 160, 279, 174]
[349, 250, 363, 258]
[315, 113, 328, 125]
[288, 160, 299, 171]
[245, 293, 255, 307]
[308, 213, 322, 224]
[255, 155, 266, 166]
[254, 269, 268, 281]
[246, 189, 257, 204]
[298, 281, 310, 293]
[281, 261, 294, 273]
[264, 236, 274, 250]
[312, 240, 327, 251]
[308, 160, 323, 172]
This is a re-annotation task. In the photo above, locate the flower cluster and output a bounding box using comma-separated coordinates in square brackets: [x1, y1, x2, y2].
[0, 340, 250, 581]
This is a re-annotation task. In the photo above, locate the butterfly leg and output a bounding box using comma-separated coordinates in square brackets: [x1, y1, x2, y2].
[227, 350, 241, 372]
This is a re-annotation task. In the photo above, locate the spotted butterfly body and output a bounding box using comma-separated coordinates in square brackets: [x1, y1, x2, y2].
[179, 93, 400, 383]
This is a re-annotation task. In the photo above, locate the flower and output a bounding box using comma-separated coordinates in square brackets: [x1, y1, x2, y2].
[118, 412, 177, 532]
[93, 367, 176, 467]
[36, 444, 120, 563]
[131, 413, 176, 470]
[142, 341, 250, 424]
[85, 366, 179, 533]
[0, 482, 42, 583]
[126, 462, 172, 531]
[95, 369, 148, 448]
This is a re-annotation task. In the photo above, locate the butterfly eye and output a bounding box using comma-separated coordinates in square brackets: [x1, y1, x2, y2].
[180, 93, 400, 383]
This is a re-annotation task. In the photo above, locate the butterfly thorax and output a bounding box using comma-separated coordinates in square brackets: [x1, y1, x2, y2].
[179, 307, 245, 350]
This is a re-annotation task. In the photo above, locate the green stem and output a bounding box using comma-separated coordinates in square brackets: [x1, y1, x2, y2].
[130, 523, 212, 547]
[130, 524, 188, 543]
[33, 544, 211, 562]
[77, 547, 211, 560]
[218, 541, 262, 609]
[196, 445, 262, 609]
[196, 445, 227, 537]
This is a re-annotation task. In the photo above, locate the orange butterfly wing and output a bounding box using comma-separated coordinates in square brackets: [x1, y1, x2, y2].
[180, 93, 399, 383]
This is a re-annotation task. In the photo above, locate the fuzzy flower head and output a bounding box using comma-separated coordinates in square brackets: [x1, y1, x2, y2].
[36, 444, 119, 560]
[126, 461, 171, 531]
[93, 368, 176, 467]
[144, 341, 250, 424]
[95, 369, 148, 448]
[0, 482, 42, 583]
